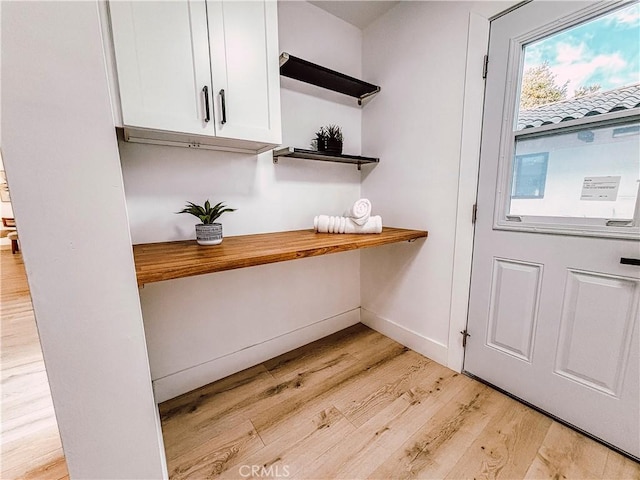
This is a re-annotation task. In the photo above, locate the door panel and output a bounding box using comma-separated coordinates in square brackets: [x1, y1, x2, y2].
[207, 0, 282, 144]
[109, 1, 213, 135]
[555, 271, 639, 396]
[465, 0, 640, 458]
[487, 259, 542, 362]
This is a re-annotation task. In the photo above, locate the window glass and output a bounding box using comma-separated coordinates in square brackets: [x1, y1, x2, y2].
[509, 121, 639, 220]
[517, 3, 640, 126]
[506, 2, 640, 226]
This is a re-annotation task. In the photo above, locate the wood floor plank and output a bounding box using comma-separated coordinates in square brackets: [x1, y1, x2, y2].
[218, 407, 356, 479]
[297, 370, 470, 479]
[444, 400, 552, 480]
[263, 323, 376, 380]
[159, 363, 274, 422]
[0, 251, 67, 478]
[368, 381, 511, 479]
[160, 337, 368, 461]
[21, 454, 68, 480]
[1, 429, 64, 479]
[335, 354, 434, 428]
[160, 365, 279, 462]
[602, 450, 640, 480]
[166, 420, 264, 479]
[524, 422, 609, 479]
[1, 406, 59, 445]
[250, 336, 410, 445]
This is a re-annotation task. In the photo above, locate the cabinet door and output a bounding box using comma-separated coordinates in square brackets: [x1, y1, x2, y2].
[207, 0, 282, 144]
[109, 1, 213, 135]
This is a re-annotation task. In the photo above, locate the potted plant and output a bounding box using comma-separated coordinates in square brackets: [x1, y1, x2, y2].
[177, 200, 236, 245]
[324, 124, 343, 154]
[312, 126, 327, 151]
[311, 125, 343, 154]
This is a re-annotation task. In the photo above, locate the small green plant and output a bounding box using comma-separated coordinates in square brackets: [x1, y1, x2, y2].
[177, 200, 236, 225]
[311, 125, 343, 151]
[324, 124, 343, 142]
[311, 126, 327, 150]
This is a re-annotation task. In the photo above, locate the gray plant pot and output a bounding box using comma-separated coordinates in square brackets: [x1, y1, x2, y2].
[195, 223, 223, 246]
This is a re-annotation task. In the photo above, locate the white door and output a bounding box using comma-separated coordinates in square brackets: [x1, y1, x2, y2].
[206, 0, 282, 144]
[465, 0, 640, 459]
[109, 1, 213, 135]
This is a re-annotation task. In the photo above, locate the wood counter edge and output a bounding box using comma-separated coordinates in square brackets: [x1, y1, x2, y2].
[134, 227, 428, 286]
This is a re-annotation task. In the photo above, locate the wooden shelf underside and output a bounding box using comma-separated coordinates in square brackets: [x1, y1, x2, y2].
[133, 227, 428, 286]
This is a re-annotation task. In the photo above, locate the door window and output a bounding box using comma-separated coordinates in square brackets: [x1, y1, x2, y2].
[496, 2, 640, 237]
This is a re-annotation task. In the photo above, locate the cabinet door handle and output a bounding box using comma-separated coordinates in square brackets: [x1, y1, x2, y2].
[202, 86, 210, 123]
[219, 89, 227, 125]
[620, 258, 640, 266]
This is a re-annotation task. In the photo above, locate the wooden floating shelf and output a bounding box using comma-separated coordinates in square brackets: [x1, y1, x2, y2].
[133, 227, 428, 286]
[273, 147, 379, 170]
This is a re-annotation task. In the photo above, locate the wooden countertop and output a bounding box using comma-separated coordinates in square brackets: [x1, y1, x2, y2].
[133, 227, 428, 286]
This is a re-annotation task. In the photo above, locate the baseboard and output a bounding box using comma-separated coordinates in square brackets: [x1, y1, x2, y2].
[361, 308, 448, 366]
[152, 308, 361, 403]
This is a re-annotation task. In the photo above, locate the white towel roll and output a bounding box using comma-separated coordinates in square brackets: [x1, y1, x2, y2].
[346, 215, 382, 234]
[314, 215, 382, 234]
[344, 198, 371, 226]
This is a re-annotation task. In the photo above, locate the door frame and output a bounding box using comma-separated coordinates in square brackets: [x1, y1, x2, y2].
[446, 11, 490, 372]
[448, 0, 639, 372]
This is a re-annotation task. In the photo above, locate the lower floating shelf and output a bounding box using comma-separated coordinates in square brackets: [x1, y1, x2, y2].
[273, 147, 379, 170]
[133, 227, 427, 286]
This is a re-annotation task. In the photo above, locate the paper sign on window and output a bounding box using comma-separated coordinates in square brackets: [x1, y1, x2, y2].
[580, 176, 621, 201]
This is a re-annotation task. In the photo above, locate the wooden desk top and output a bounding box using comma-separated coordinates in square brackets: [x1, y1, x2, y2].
[133, 227, 428, 286]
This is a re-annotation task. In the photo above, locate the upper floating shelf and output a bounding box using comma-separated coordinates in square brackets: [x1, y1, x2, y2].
[280, 52, 380, 105]
[273, 147, 379, 170]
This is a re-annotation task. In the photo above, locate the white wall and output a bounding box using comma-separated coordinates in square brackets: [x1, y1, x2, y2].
[1, 2, 166, 478]
[120, 1, 366, 401]
[361, 1, 514, 367]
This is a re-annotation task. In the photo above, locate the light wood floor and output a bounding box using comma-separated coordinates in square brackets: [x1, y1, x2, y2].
[3, 249, 639, 479]
[160, 323, 640, 480]
[1, 249, 68, 479]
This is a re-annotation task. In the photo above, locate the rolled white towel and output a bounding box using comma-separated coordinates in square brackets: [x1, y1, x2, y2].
[314, 215, 382, 234]
[344, 198, 371, 226]
[347, 215, 382, 234]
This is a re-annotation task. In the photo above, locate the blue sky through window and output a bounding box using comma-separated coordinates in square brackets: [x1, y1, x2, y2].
[523, 2, 640, 97]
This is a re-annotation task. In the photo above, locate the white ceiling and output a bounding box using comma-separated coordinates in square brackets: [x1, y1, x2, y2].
[308, 1, 399, 30]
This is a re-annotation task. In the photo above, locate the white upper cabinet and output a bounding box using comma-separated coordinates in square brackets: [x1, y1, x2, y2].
[207, 1, 281, 144]
[108, 0, 281, 152]
[109, 1, 212, 136]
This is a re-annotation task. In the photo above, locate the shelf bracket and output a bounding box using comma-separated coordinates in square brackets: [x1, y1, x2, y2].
[358, 88, 381, 106]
